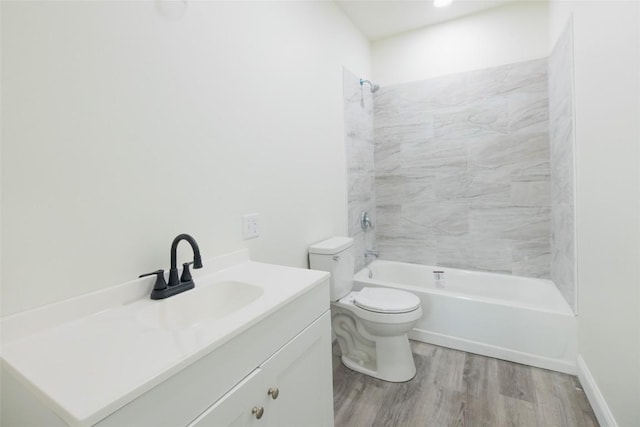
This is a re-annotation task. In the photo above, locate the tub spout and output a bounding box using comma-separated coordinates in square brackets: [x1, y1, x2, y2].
[365, 249, 379, 260]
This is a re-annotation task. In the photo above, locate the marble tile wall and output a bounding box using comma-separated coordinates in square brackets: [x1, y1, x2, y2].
[373, 59, 552, 277]
[549, 22, 577, 311]
[343, 68, 376, 272]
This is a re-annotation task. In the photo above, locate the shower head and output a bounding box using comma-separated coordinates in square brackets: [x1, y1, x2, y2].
[360, 78, 380, 93]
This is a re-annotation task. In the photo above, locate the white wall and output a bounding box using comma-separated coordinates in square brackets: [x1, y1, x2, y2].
[549, 2, 640, 426]
[372, 1, 549, 84]
[1, 1, 370, 315]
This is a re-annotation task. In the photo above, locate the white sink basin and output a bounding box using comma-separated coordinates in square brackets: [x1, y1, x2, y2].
[137, 281, 263, 330]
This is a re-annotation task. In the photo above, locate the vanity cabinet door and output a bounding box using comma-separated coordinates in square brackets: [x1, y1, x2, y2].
[261, 312, 333, 427]
[188, 368, 267, 427]
[187, 311, 333, 427]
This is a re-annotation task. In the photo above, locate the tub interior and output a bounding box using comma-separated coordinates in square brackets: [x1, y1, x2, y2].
[357, 260, 573, 314]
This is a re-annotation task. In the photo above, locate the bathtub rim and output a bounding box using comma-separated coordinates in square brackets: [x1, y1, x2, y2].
[355, 261, 575, 316]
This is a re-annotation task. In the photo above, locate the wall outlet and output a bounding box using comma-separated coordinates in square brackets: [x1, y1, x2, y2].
[242, 213, 259, 240]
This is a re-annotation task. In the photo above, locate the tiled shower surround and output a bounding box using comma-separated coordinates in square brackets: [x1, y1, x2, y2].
[344, 68, 376, 272]
[549, 23, 577, 311]
[344, 51, 576, 310]
[373, 58, 552, 278]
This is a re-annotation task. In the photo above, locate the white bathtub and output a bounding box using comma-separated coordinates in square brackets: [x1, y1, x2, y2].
[354, 260, 577, 374]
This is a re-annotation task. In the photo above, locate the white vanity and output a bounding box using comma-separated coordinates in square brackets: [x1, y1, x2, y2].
[1, 250, 334, 427]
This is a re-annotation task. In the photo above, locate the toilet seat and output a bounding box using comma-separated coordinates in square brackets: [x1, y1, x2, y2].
[353, 287, 421, 314]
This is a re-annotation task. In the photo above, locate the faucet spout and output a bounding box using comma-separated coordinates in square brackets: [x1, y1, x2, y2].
[171, 233, 203, 270]
[169, 233, 203, 287]
[141, 233, 204, 300]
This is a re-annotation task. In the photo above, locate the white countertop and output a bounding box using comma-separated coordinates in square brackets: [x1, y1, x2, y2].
[0, 249, 329, 426]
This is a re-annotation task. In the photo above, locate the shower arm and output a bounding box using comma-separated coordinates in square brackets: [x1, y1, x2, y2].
[360, 78, 380, 93]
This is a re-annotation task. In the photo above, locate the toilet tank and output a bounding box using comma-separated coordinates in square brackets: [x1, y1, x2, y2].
[309, 237, 354, 302]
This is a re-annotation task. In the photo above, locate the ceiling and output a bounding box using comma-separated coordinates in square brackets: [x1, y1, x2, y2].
[334, 0, 520, 41]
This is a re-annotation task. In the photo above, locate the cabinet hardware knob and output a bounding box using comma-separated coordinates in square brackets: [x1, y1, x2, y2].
[252, 406, 264, 419]
[268, 387, 279, 399]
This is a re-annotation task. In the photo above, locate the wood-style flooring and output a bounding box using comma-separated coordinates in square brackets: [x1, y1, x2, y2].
[333, 341, 599, 427]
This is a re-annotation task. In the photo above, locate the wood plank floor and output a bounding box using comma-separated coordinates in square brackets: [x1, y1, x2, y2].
[333, 341, 599, 427]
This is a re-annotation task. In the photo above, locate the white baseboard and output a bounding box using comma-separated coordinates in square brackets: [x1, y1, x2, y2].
[577, 355, 618, 427]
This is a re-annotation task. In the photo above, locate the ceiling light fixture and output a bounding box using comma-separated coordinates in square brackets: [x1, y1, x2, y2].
[433, 0, 453, 8]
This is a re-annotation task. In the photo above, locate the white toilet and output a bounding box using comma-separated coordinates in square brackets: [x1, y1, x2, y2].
[309, 237, 422, 382]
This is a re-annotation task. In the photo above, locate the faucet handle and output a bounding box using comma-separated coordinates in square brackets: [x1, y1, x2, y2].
[139, 269, 167, 292]
[180, 262, 194, 283]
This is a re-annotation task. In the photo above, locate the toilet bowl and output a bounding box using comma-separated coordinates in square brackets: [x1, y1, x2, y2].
[308, 237, 422, 382]
[332, 289, 422, 382]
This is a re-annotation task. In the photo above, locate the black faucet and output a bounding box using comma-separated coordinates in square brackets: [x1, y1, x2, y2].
[139, 233, 203, 300]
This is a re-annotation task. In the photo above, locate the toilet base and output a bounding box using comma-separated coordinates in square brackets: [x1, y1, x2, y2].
[339, 334, 416, 382]
[332, 305, 418, 382]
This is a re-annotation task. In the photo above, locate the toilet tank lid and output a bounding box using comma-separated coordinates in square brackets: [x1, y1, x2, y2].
[309, 237, 353, 255]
